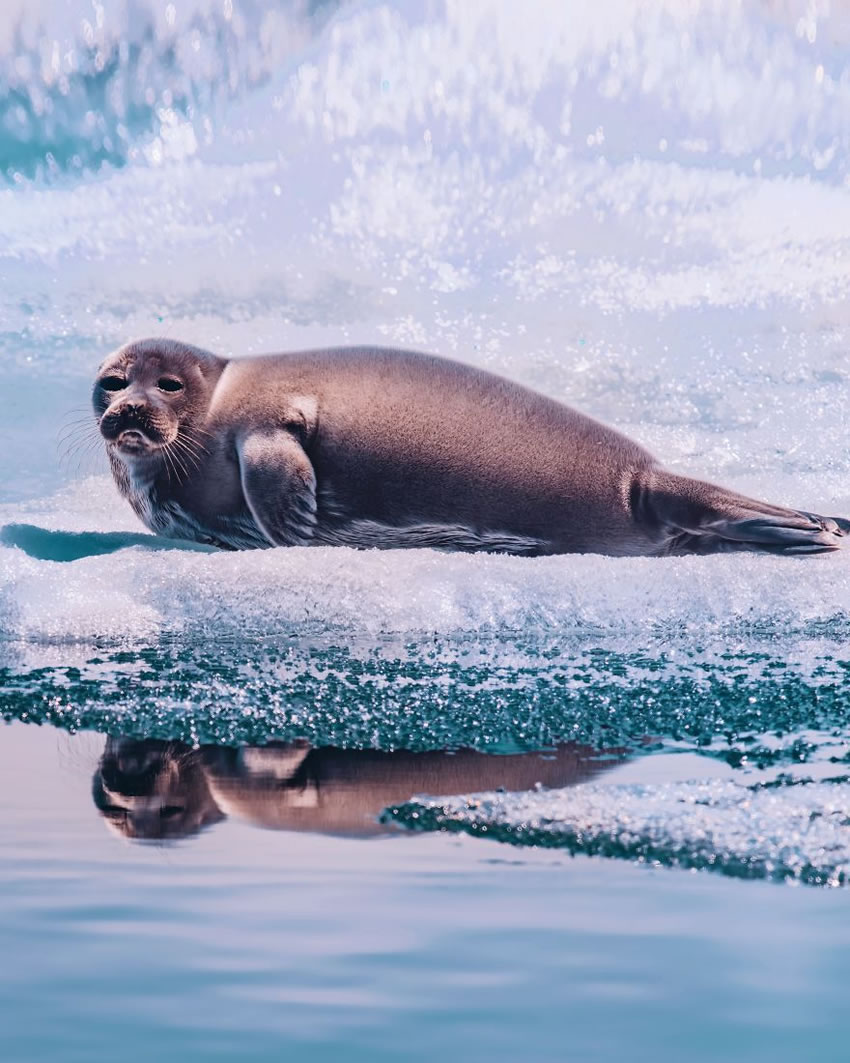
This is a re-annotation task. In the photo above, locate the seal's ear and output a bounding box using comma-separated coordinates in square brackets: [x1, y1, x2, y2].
[237, 429, 317, 546]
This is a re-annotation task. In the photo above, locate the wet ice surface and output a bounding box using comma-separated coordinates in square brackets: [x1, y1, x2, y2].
[4, 0, 850, 891]
[5, 480, 850, 648]
[388, 776, 850, 887]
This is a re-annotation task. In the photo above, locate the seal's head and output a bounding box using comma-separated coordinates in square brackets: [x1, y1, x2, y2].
[92, 737, 224, 842]
[93, 338, 224, 466]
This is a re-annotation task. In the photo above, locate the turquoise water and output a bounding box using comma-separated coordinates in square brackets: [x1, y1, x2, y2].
[4, 0, 850, 1058]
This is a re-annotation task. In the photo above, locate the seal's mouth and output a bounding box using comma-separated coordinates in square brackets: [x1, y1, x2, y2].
[99, 405, 170, 455]
[114, 428, 160, 455]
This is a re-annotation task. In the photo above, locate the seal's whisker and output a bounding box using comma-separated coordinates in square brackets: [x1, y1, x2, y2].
[57, 415, 98, 432]
[57, 416, 99, 436]
[57, 431, 88, 455]
[172, 436, 205, 468]
[178, 428, 208, 453]
[58, 425, 101, 466]
[174, 431, 205, 455]
[59, 406, 97, 425]
[168, 437, 196, 483]
[167, 443, 191, 483]
[187, 424, 215, 440]
[64, 434, 105, 478]
[57, 431, 94, 451]
[170, 443, 201, 476]
[57, 428, 99, 454]
[161, 443, 183, 485]
[178, 428, 208, 451]
[166, 450, 183, 485]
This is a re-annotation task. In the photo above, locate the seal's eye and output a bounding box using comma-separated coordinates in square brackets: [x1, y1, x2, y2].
[100, 375, 128, 392]
[157, 377, 184, 393]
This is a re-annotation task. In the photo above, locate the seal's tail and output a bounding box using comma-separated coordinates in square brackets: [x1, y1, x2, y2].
[645, 471, 848, 555]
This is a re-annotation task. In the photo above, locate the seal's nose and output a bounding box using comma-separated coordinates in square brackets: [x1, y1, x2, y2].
[113, 400, 151, 432]
[121, 400, 146, 416]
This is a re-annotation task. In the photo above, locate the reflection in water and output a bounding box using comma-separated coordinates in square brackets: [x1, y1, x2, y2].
[92, 737, 619, 842]
[92, 739, 225, 841]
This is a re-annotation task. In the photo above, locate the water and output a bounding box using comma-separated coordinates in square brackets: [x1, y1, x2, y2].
[3, 0, 850, 1058]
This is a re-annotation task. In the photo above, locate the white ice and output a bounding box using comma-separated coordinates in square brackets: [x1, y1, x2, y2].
[390, 776, 850, 886]
[2, 1, 850, 655]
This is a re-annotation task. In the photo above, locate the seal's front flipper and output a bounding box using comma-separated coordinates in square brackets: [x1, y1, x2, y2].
[647, 472, 847, 555]
[238, 429, 317, 547]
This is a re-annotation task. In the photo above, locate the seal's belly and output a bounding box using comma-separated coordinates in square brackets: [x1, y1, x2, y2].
[151, 499, 269, 551]
[311, 475, 551, 554]
[153, 495, 545, 555]
[313, 517, 548, 555]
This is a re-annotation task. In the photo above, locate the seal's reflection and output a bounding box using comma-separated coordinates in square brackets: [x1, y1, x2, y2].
[92, 738, 224, 840]
[93, 737, 619, 842]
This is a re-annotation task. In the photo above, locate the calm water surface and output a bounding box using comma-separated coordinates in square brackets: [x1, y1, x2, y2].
[2, 720, 850, 1063]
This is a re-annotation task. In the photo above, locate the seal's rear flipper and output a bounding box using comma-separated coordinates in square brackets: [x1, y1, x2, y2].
[697, 512, 845, 554]
[646, 472, 848, 555]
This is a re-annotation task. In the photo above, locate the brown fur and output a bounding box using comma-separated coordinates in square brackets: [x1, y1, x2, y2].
[93, 338, 848, 556]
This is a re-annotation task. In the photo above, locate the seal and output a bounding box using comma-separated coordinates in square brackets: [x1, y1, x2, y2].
[91, 736, 613, 840]
[93, 337, 849, 556]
